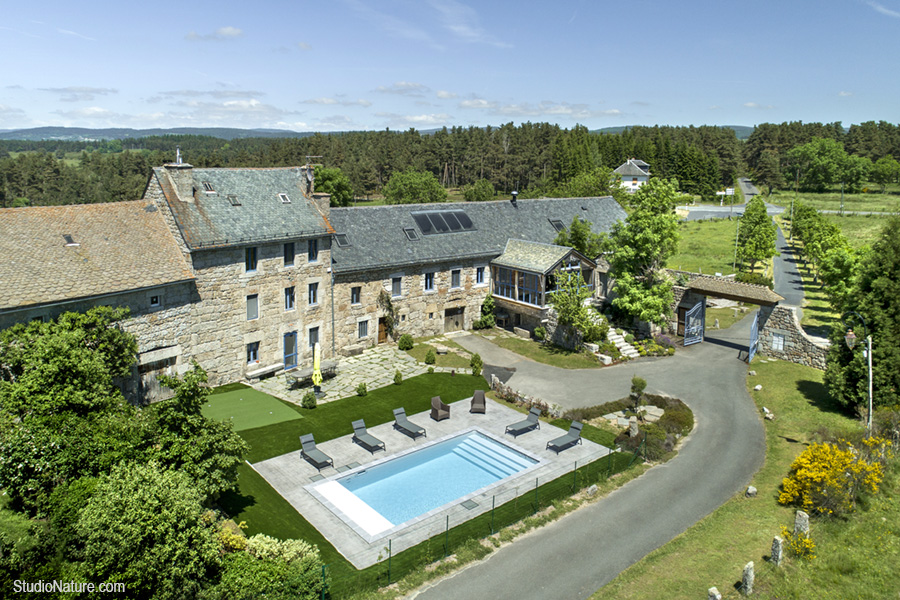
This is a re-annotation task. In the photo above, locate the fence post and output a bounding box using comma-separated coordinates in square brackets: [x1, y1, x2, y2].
[387, 539, 392, 584]
[533, 477, 539, 513]
[491, 495, 496, 534]
[320, 564, 328, 600]
[444, 515, 449, 558]
[572, 459, 578, 491]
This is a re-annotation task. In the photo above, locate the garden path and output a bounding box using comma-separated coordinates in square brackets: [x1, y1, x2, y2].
[414, 315, 766, 600]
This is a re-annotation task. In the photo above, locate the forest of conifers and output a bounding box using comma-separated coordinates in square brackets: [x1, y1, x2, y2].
[1, 120, 898, 208]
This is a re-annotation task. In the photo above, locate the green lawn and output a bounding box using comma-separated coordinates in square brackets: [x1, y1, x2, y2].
[767, 188, 900, 214]
[202, 384, 303, 431]
[668, 218, 740, 275]
[706, 306, 749, 331]
[821, 213, 892, 249]
[475, 331, 602, 369]
[591, 360, 900, 600]
[406, 342, 471, 369]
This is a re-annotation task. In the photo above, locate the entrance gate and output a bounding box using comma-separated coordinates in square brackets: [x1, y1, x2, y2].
[748, 311, 760, 363]
[683, 300, 705, 346]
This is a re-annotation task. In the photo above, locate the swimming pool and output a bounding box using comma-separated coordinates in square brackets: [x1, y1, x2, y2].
[311, 429, 539, 538]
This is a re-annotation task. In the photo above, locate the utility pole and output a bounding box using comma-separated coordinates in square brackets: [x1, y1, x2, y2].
[790, 167, 799, 242]
[733, 218, 741, 274]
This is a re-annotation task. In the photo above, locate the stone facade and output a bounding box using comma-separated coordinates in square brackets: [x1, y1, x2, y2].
[333, 261, 491, 353]
[757, 305, 828, 370]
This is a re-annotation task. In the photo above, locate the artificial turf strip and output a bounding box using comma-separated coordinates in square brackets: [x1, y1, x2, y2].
[202, 384, 303, 432]
[239, 372, 488, 463]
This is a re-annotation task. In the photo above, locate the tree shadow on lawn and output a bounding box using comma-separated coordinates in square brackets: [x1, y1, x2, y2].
[797, 378, 853, 418]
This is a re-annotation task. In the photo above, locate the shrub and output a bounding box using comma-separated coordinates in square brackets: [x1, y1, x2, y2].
[631, 375, 647, 397]
[427, 367, 434, 374]
[356, 382, 367, 397]
[470, 353, 483, 377]
[780, 525, 816, 560]
[533, 326, 546, 341]
[397, 334, 414, 351]
[625, 333, 635, 344]
[654, 334, 675, 349]
[393, 370, 402, 385]
[735, 272, 774, 289]
[424, 348, 436, 365]
[616, 422, 671, 461]
[658, 405, 694, 435]
[473, 293, 496, 329]
[778, 437, 888, 516]
[301, 391, 317, 409]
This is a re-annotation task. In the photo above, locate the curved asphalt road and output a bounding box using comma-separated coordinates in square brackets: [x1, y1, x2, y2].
[414, 316, 765, 600]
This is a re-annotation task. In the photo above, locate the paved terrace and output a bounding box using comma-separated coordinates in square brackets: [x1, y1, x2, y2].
[251, 397, 610, 568]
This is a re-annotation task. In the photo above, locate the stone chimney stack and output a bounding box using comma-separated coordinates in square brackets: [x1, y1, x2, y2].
[164, 161, 194, 202]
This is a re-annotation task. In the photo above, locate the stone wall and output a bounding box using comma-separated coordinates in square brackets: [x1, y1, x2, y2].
[758, 305, 829, 370]
[332, 260, 491, 354]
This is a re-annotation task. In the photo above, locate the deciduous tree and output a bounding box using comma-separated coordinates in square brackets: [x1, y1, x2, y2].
[737, 196, 777, 272]
[382, 169, 447, 204]
[313, 166, 353, 206]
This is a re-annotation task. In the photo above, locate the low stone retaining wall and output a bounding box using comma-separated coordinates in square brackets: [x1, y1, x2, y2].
[758, 305, 829, 370]
[490, 374, 564, 418]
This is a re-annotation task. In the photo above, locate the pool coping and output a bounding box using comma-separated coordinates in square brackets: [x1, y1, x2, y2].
[305, 426, 546, 544]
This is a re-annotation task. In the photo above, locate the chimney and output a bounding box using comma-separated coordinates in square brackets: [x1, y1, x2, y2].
[510, 190, 518, 207]
[164, 148, 194, 201]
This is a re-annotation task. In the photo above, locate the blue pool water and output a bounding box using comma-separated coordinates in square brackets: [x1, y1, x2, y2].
[338, 431, 538, 526]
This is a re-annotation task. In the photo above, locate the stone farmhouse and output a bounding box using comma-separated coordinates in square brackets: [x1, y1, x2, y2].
[0, 161, 626, 399]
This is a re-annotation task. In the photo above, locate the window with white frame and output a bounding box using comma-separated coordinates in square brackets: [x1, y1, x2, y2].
[451, 269, 461, 289]
[476, 266, 485, 285]
[351, 286, 361, 305]
[149, 294, 162, 308]
[308, 282, 319, 306]
[358, 320, 369, 339]
[247, 341, 260, 364]
[246, 294, 259, 320]
[308, 326, 319, 349]
[424, 272, 435, 292]
[392, 276, 402, 297]
[772, 333, 785, 351]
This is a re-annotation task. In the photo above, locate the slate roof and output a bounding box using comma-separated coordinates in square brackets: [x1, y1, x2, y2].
[152, 166, 332, 249]
[492, 239, 583, 274]
[0, 201, 194, 311]
[679, 273, 784, 305]
[614, 159, 650, 177]
[329, 196, 626, 274]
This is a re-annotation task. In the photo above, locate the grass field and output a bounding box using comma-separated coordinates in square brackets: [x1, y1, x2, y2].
[592, 360, 899, 600]
[474, 330, 602, 369]
[767, 188, 900, 214]
[406, 341, 471, 369]
[820, 213, 892, 249]
[201, 384, 303, 431]
[668, 218, 741, 275]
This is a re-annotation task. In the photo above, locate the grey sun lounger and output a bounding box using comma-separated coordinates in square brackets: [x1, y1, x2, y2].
[470, 390, 486, 414]
[393, 408, 426, 439]
[546, 421, 583, 454]
[505, 406, 542, 437]
[352, 419, 386, 454]
[299, 433, 333, 471]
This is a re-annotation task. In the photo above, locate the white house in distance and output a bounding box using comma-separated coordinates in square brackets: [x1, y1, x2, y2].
[614, 159, 650, 193]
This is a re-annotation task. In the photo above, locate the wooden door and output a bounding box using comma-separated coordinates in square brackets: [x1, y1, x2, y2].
[444, 307, 464, 332]
[378, 317, 388, 344]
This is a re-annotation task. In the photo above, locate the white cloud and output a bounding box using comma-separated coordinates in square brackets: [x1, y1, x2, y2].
[459, 98, 618, 119]
[428, 0, 511, 48]
[437, 90, 458, 99]
[297, 42, 312, 51]
[39, 86, 118, 102]
[0, 104, 27, 125]
[343, 0, 442, 49]
[744, 102, 775, 109]
[864, 0, 900, 18]
[53, 106, 116, 119]
[375, 81, 430, 96]
[459, 97, 497, 109]
[375, 112, 452, 128]
[708, 105, 721, 110]
[839, 90, 854, 97]
[313, 115, 356, 130]
[185, 26, 244, 41]
[301, 97, 372, 107]
[57, 28, 95, 41]
[159, 89, 265, 99]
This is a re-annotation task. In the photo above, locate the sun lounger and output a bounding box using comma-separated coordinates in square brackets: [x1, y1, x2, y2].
[431, 396, 450, 421]
[352, 419, 386, 454]
[299, 433, 333, 470]
[470, 390, 486, 414]
[505, 406, 542, 437]
[546, 421, 584, 454]
[393, 408, 426, 439]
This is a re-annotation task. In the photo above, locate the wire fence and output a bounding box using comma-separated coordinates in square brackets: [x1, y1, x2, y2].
[322, 445, 643, 599]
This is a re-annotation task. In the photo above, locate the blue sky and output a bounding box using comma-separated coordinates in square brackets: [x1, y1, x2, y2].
[1, 0, 898, 132]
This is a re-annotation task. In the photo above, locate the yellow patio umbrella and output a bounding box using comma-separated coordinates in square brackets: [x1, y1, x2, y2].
[311, 342, 323, 388]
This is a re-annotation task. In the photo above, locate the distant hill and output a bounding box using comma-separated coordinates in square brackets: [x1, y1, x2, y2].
[594, 125, 754, 140]
[0, 126, 315, 142]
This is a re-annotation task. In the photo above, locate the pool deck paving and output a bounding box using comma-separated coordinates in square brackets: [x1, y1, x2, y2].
[251, 397, 610, 569]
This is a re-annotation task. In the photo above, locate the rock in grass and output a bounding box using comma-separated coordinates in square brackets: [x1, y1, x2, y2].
[746, 485, 757, 498]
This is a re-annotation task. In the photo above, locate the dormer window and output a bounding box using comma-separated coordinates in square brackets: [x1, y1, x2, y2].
[202, 181, 215, 193]
[279, 193, 291, 204]
[227, 194, 241, 206]
[549, 219, 565, 232]
[63, 234, 79, 247]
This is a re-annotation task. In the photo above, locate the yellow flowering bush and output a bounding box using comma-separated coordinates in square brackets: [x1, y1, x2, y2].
[778, 438, 889, 516]
[219, 520, 248, 552]
[780, 525, 816, 560]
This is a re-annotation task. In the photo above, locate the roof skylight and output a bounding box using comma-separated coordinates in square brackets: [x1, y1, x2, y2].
[410, 210, 476, 236]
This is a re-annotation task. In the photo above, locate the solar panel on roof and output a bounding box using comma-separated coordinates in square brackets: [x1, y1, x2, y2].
[443, 212, 462, 231]
[412, 213, 433, 234]
[428, 213, 450, 232]
[456, 211, 473, 229]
